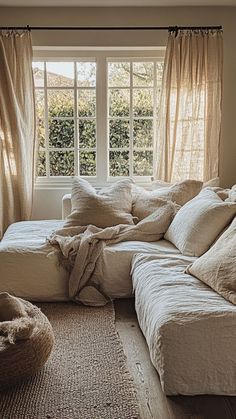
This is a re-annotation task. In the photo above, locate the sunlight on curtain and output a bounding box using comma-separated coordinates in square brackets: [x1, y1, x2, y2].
[154, 29, 223, 182]
[0, 30, 36, 239]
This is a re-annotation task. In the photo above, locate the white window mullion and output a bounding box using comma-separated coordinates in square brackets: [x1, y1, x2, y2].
[130, 62, 133, 178]
[153, 60, 158, 174]
[96, 55, 108, 183]
[74, 62, 79, 176]
[44, 61, 50, 178]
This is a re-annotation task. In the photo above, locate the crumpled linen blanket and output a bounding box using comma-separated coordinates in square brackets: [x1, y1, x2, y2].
[48, 201, 177, 306]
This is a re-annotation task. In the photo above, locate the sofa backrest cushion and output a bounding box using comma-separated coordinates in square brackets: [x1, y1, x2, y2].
[133, 179, 203, 221]
[64, 177, 134, 228]
[226, 184, 236, 203]
[164, 188, 236, 257]
[186, 217, 236, 305]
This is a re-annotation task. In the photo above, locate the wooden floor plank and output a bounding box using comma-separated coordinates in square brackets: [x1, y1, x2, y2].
[115, 299, 236, 419]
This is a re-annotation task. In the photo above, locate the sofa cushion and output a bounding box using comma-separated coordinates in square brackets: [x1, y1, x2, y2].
[64, 178, 134, 228]
[187, 217, 236, 305]
[226, 184, 236, 202]
[132, 253, 236, 395]
[164, 188, 236, 256]
[133, 179, 202, 220]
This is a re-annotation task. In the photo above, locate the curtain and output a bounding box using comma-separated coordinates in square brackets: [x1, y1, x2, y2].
[154, 29, 223, 182]
[0, 30, 36, 239]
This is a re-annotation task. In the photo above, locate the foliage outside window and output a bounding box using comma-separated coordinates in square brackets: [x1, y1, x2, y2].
[33, 54, 164, 182]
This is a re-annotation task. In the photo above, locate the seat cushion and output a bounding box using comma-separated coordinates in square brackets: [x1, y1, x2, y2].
[0, 220, 69, 302]
[0, 220, 179, 302]
[99, 239, 180, 298]
[132, 253, 236, 395]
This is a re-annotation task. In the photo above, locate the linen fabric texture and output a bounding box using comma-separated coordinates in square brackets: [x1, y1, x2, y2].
[64, 178, 134, 228]
[187, 217, 236, 305]
[0, 31, 36, 239]
[132, 253, 236, 395]
[153, 29, 223, 182]
[165, 188, 236, 256]
[133, 179, 202, 221]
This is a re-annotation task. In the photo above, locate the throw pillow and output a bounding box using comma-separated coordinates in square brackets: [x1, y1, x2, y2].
[164, 188, 236, 257]
[203, 177, 220, 188]
[64, 178, 134, 228]
[133, 179, 202, 221]
[186, 217, 236, 305]
[226, 184, 236, 202]
[151, 179, 203, 206]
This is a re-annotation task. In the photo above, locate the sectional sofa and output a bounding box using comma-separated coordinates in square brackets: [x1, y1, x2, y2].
[0, 179, 236, 396]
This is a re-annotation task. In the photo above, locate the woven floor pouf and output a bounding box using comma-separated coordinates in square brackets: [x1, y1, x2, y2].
[0, 293, 54, 391]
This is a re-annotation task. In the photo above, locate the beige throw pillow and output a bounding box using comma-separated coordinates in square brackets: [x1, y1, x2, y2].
[133, 179, 202, 221]
[164, 188, 236, 257]
[226, 184, 236, 202]
[186, 217, 236, 305]
[203, 177, 220, 188]
[64, 178, 134, 228]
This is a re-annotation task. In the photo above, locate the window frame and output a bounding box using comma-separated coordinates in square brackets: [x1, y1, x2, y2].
[33, 47, 165, 189]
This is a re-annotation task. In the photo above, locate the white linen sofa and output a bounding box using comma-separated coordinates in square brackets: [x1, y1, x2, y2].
[0, 195, 179, 301]
[1, 193, 236, 397]
[132, 253, 236, 396]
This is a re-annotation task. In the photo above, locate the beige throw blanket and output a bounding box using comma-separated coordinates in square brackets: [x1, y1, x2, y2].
[48, 202, 177, 306]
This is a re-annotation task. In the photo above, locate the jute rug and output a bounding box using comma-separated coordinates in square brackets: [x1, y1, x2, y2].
[0, 302, 140, 419]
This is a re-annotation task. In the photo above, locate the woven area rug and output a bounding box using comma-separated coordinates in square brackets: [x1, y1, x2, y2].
[0, 302, 140, 419]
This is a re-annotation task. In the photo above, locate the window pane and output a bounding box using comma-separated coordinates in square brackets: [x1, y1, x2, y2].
[35, 90, 44, 118]
[49, 151, 74, 176]
[78, 89, 96, 117]
[156, 62, 164, 84]
[49, 119, 74, 148]
[37, 119, 46, 148]
[33, 62, 44, 87]
[109, 119, 130, 148]
[37, 151, 46, 177]
[48, 90, 74, 117]
[80, 151, 96, 176]
[133, 150, 153, 176]
[46, 62, 74, 87]
[133, 89, 153, 117]
[109, 89, 130, 117]
[35, 90, 45, 148]
[133, 119, 153, 148]
[108, 62, 130, 87]
[77, 62, 96, 87]
[133, 62, 154, 87]
[79, 120, 96, 149]
[109, 151, 129, 176]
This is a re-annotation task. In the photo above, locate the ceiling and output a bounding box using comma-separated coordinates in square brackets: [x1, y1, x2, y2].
[0, 0, 235, 6]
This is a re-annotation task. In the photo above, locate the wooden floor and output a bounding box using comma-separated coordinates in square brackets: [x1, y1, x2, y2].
[115, 299, 236, 419]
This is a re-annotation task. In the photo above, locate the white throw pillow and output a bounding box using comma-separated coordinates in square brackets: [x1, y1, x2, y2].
[64, 178, 134, 228]
[133, 179, 202, 221]
[164, 188, 236, 257]
[186, 217, 236, 305]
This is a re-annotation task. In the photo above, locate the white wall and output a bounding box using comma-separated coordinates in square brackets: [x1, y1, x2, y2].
[1, 6, 235, 219]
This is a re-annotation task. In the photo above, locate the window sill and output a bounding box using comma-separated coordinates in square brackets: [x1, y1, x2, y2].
[35, 176, 153, 189]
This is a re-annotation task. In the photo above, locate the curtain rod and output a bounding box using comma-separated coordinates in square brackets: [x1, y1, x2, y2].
[0, 25, 222, 31]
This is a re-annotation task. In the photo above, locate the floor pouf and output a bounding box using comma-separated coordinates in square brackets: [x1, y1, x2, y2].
[0, 293, 54, 390]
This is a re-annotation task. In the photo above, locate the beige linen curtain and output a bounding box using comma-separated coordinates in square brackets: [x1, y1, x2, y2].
[154, 29, 223, 182]
[0, 30, 36, 239]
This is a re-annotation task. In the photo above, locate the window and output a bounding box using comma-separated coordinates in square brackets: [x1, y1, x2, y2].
[33, 50, 164, 186]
